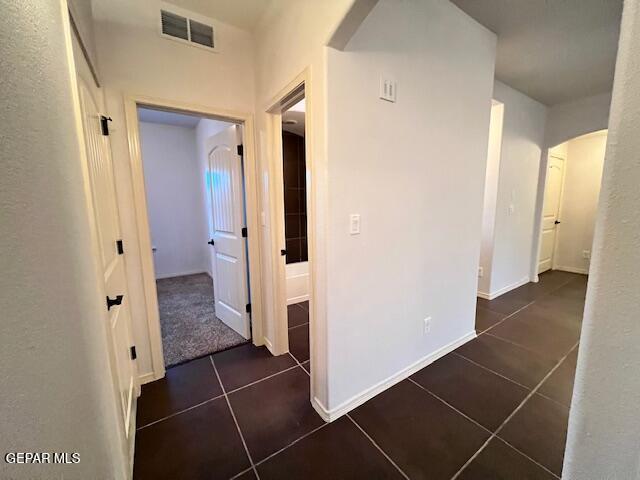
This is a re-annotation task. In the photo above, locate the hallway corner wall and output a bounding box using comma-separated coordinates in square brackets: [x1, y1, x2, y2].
[564, 0, 640, 475]
[324, 0, 497, 413]
[0, 1, 128, 477]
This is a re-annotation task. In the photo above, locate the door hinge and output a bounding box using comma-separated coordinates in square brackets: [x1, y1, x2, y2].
[237, 144, 244, 157]
[100, 115, 112, 136]
[106, 294, 124, 310]
[246, 303, 251, 314]
[130, 346, 137, 360]
[116, 239, 124, 255]
[242, 227, 248, 238]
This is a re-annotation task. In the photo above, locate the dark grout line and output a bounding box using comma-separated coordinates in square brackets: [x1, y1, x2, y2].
[346, 414, 410, 480]
[229, 423, 330, 479]
[448, 342, 579, 480]
[210, 356, 260, 480]
[136, 393, 226, 431]
[478, 301, 535, 336]
[137, 363, 303, 432]
[288, 322, 309, 331]
[451, 352, 533, 391]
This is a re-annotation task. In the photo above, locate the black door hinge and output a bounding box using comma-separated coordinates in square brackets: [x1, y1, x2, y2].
[100, 115, 112, 136]
[106, 294, 124, 310]
[130, 346, 137, 360]
[246, 303, 252, 314]
[116, 239, 124, 255]
[242, 227, 248, 238]
[237, 144, 244, 157]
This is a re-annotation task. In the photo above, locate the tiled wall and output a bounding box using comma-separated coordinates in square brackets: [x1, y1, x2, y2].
[282, 131, 307, 264]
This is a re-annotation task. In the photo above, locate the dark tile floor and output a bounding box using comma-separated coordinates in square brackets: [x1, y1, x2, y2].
[134, 272, 584, 479]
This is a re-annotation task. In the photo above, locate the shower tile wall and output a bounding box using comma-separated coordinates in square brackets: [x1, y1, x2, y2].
[282, 131, 307, 264]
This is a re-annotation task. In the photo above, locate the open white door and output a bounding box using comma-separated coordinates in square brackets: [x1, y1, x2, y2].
[539, 155, 565, 273]
[207, 126, 251, 339]
[73, 35, 137, 440]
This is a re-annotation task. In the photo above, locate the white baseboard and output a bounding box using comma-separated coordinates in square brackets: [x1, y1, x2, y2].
[555, 266, 589, 275]
[263, 337, 275, 356]
[310, 331, 477, 423]
[287, 294, 309, 305]
[155, 270, 208, 280]
[138, 370, 162, 385]
[477, 276, 530, 300]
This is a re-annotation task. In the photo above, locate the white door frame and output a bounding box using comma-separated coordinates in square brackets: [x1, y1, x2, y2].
[263, 69, 315, 362]
[123, 95, 264, 380]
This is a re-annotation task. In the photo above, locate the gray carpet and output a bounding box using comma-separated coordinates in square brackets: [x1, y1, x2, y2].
[156, 273, 247, 367]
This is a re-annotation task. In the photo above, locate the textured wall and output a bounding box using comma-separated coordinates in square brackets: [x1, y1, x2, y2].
[139, 122, 209, 279]
[563, 0, 640, 477]
[0, 1, 127, 478]
[325, 0, 496, 411]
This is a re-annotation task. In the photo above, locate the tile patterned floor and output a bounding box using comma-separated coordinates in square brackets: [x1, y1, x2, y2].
[134, 272, 584, 479]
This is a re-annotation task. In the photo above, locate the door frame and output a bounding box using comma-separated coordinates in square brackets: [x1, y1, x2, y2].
[263, 69, 315, 361]
[123, 95, 264, 380]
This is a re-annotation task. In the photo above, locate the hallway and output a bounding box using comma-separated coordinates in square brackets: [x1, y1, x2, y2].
[134, 271, 583, 479]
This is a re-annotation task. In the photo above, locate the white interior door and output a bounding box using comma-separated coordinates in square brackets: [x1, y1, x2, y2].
[539, 155, 565, 273]
[73, 36, 137, 439]
[207, 126, 251, 339]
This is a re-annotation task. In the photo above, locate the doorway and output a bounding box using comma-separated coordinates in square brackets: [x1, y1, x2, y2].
[537, 130, 608, 275]
[281, 96, 310, 364]
[126, 99, 263, 376]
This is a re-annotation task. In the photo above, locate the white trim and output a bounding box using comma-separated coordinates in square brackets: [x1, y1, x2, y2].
[311, 331, 477, 422]
[477, 276, 530, 300]
[124, 95, 264, 383]
[287, 294, 310, 305]
[154, 269, 208, 280]
[138, 371, 160, 385]
[554, 266, 589, 275]
[264, 70, 314, 359]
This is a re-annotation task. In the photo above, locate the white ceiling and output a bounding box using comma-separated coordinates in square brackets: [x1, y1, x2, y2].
[451, 0, 623, 106]
[137, 107, 232, 131]
[165, 0, 272, 31]
[282, 98, 306, 137]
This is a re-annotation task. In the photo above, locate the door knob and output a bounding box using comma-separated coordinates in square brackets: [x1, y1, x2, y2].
[106, 295, 124, 310]
[280, 249, 287, 256]
[555, 220, 561, 225]
[208, 239, 215, 246]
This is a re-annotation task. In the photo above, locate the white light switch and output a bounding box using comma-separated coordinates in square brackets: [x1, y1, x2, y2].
[349, 214, 361, 235]
[379, 77, 397, 102]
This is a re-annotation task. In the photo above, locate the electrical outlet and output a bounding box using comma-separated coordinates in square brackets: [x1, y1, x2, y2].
[423, 317, 432, 334]
[583, 250, 591, 260]
[478, 267, 484, 278]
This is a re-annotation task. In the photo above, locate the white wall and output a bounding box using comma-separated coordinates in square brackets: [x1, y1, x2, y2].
[564, 1, 640, 476]
[0, 2, 127, 477]
[554, 131, 607, 274]
[478, 101, 505, 295]
[91, 0, 255, 378]
[324, 0, 496, 413]
[487, 81, 547, 296]
[139, 121, 208, 279]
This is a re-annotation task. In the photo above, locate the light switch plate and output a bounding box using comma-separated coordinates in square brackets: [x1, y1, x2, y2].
[350, 214, 361, 235]
[379, 77, 397, 102]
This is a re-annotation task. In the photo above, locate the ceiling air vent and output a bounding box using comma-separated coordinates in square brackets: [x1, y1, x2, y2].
[189, 20, 214, 48]
[160, 10, 188, 41]
[159, 4, 216, 51]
